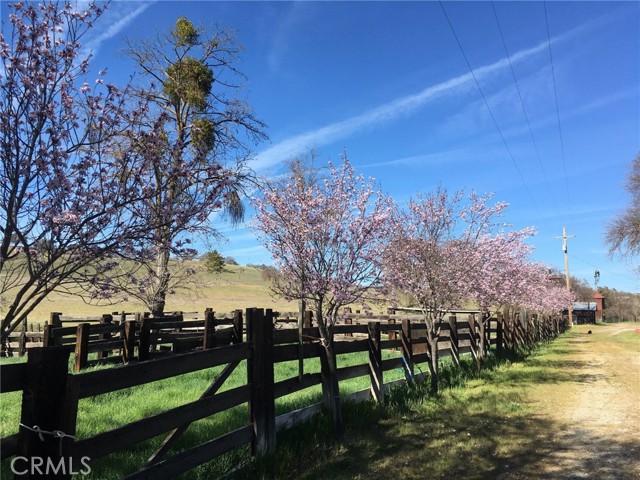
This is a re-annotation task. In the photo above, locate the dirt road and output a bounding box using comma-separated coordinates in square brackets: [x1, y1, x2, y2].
[503, 323, 640, 480]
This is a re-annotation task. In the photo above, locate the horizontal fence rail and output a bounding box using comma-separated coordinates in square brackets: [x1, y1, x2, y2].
[0, 307, 564, 478]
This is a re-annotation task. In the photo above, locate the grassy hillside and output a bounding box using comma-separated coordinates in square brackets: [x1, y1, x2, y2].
[3, 263, 297, 322]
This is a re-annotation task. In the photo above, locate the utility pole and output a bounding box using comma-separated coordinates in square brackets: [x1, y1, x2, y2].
[556, 226, 575, 327]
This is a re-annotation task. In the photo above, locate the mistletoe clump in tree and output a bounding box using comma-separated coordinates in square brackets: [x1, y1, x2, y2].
[0, 1, 155, 342]
[112, 17, 266, 315]
[252, 156, 393, 432]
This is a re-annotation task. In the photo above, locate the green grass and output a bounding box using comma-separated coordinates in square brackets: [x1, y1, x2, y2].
[0, 347, 405, 479]
[7, 323, 634, 478]
[228, 324, 639, 480]
[229, 349, 538, 480]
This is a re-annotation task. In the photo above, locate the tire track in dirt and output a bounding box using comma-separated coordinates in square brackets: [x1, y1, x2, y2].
[519, 324, 640, 480]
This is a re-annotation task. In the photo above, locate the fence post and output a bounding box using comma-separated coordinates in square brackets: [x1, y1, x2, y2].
[388, 318, 397, 341]
[247, 308, 275, 455]
[530, 314, 535, 343]
[401, 318, 414, 381]
[73, 323, 90, 372]
[467, 314, 478, 362]
[43, 322, 54, 348]
[98, 314, 113, 360]
[496, 313, 504, 354]
[487, 314, 493, 356]
[17, 347, 73, 479]
[49, 312, 62, 329]
[123, 320, 137, 363]
[138, 316, 152, 362]
[297, 304, 305, 382]
[505, 314, 512, 348]
[232, 310, 243, 344]
[448, 315, 460, 367]
[368, 321, 384, 403]
[510, 315, 517, 347]
[481, 313, 488, 357]
[203, 310, 216, 350]
[510, 313, 518, 347]
[343, 307, 353, 337]
[517, 313, 524, 346]
[303, 311, 313, 328]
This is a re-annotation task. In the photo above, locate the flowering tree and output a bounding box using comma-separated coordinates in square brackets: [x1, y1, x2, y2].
[252, 156, 393, 431]
[383, 189, 509, 393]
[518, 262, 575, 314]
[0, 2, 154, 343]
[469, 229, 575, 355]
[107, 17, 266, 315]
[468, 227, 537, 359]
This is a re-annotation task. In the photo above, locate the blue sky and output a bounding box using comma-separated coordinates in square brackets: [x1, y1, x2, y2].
[2, 1, 639, 293]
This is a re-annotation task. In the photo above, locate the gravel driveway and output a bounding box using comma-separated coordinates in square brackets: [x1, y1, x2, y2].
[501, 323, 640, 480]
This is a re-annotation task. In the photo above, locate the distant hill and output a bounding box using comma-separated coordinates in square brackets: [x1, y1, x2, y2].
[8, 264, 296, 322]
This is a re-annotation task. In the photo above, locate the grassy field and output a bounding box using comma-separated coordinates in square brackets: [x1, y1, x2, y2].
[1, 264, 298, 321]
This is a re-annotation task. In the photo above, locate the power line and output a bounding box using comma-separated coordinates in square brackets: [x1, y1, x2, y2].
[439, 1, 540, 212]
[491, 2, 556, 205]
[544, 1, 572, 209]
[568, 252, 639, 283]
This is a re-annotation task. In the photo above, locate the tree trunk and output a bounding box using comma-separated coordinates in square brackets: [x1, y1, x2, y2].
[478, 313, 487, 362]
[323, 342, 343, 434]
[316, 308, 344, 435]
[150, 247, 171, 316]
[427, 334, 439, 394]
[1, 299, 28, 343]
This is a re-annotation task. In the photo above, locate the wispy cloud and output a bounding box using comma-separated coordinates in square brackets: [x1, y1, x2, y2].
[250, 67, 483, 172]
[250, 16, 602, 173]
[79, 2, 155, 60]
[265, 2, 315, 74]
[528, 204, 617, 222]
[360, 148, 476, 169]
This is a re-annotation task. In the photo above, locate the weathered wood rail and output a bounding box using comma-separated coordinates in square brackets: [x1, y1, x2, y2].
[0, 308, 563, 479]
[6, 309, 246, 371]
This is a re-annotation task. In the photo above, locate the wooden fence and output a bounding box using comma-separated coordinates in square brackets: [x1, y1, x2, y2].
[0, 308, 563, 479]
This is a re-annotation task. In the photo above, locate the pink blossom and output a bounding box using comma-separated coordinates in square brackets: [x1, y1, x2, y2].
[52, 210, 79, 224]
[252, 154, 393, 331]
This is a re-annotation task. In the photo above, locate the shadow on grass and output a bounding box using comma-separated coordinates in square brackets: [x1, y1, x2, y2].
[228, 344, 640, 480]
